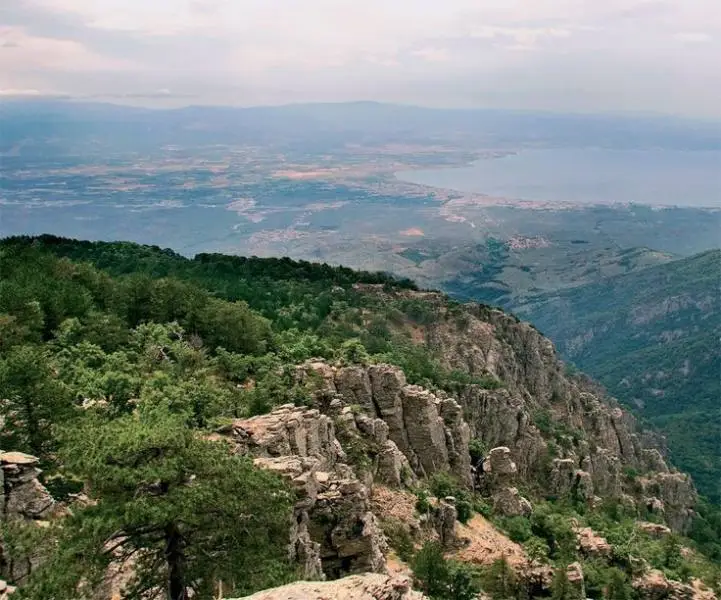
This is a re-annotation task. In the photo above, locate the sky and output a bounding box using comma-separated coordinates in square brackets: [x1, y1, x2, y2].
[1, 0, 720, 117]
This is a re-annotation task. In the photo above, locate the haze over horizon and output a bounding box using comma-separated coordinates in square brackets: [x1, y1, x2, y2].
[2, 0, 720, 119]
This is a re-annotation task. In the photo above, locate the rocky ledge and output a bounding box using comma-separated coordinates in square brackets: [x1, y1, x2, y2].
[230, 573, 426, 600]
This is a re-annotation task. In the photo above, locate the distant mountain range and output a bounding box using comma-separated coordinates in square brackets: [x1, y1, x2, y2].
[3, 99, 721, 156]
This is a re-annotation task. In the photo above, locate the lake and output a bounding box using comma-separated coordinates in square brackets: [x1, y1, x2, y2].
[395, 148, 721, 208]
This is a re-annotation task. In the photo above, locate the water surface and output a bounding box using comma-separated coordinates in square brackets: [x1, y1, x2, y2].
[396, 149, 721, 207]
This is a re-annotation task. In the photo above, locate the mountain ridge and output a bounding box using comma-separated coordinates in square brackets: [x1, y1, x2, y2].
[1, 235, 719, 599]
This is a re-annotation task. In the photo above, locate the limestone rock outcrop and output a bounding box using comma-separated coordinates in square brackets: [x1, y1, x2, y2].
[1, 452, 55, 522]
[492, 487, 532, 517]
[575, 527, 612, 558]
[298, 362, 471, 486]
[639, 473, 697, 532]
[0, 580, 16, 600]
[227, 406, 387, 580]
[0, 451, 57, 585]
[633, 569, 701, 600]
[231, 573, 427, 600]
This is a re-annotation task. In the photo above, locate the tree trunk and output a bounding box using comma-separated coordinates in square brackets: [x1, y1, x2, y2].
[165, 523, 186, 600]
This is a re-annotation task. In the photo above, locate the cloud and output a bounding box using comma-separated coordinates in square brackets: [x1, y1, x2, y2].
[0, 0, 719, 117]
[0, 87, 44, 96]
[91, 89, 198, 99]
[673, 32, 713, 44]
[411, 47, 452, 63]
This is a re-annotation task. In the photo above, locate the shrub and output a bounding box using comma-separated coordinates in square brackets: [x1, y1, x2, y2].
[382, 518, 415, 563]
[533, 409, 553, 435]
[339, 338, 370, 364]
[481, 557, 519, 600]
[412, 542, 480, 600]
[524, 536, 551, 563]
[456, 498, 473, 525]
[413, 541, 449, 598]
[499, 516, 533, 543]
[469, 438, 487, 468]
[430, 472, 459, 499]
[415, 489, 432, 515]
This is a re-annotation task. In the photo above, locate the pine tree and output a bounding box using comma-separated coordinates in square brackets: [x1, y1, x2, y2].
[483, 556, 519, 600]
[551, 566, 582, 600]
[606, 568, 632, 600]
[20, 405, 294, 600]
[412, 541, 449, 598]
[0, 345, 72, 458]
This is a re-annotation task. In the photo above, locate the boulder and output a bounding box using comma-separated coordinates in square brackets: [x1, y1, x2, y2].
[575, 527, 612, 557]
[399, 386, 449, 477]
[223, 407, 387, 580]
[431, 499, 458, 548]
[492, 487, 533, 517]
[310, 479, 387, 578]
[633, 569, 696, 600]
[438, 398, 472, 485]
[376, 441, 415, 488]
[640, 473, 696, 532]
[231, 405, 343, 470]
[638, 522, 672, 538]
[335, 367, 374, 414]
[302, 362, 473, 486]
[642, 449, 670, 474]
[483, 447, 517, 477]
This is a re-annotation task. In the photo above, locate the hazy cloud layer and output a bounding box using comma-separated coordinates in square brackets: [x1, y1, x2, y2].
[1, 0, 720, 116]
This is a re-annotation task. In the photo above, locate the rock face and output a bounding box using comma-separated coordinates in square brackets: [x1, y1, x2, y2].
[223, 362, 478, 583]
[575, 527, 612, 558]
[299, 363, 472, 486]
[0, 452, 55, 522]
[566, 562, 586, 599]
[632, 569, 712, 600]
[392, 297, 700, 532]
[491, 487, 532, 517]
[294, 298, 697, 531]
[0, 451, 57, 585]
[231, 573, 427, 600]
[228, 406, 386, 580]
[639, 473, 697, 532]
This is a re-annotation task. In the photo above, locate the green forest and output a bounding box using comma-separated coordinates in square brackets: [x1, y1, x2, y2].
[1, 235, 720, 600]
[515, 250, 721, 502]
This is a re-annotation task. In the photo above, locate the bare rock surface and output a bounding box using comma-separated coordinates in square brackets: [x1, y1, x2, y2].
[230, 573, 427, 600]
[491, 487, 532, 517]
[633, 569, 697, 600]
[226, 406, 386, 580]
[1, 450, 57, 584]
[300, 362, 472, 485]
[575, 526, 612, 557]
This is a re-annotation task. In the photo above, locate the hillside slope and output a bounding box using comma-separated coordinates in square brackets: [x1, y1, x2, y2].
[423, 240, 674, 306]
[514, 250, 721, 501]
[1, 235, 719, 599]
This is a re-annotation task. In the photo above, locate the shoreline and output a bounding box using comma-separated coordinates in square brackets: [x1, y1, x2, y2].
[391, 149, 721, 211]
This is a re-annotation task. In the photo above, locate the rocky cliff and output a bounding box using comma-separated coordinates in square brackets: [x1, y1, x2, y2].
[358, 289, 698, 531]
[214, 294, 700, 584]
